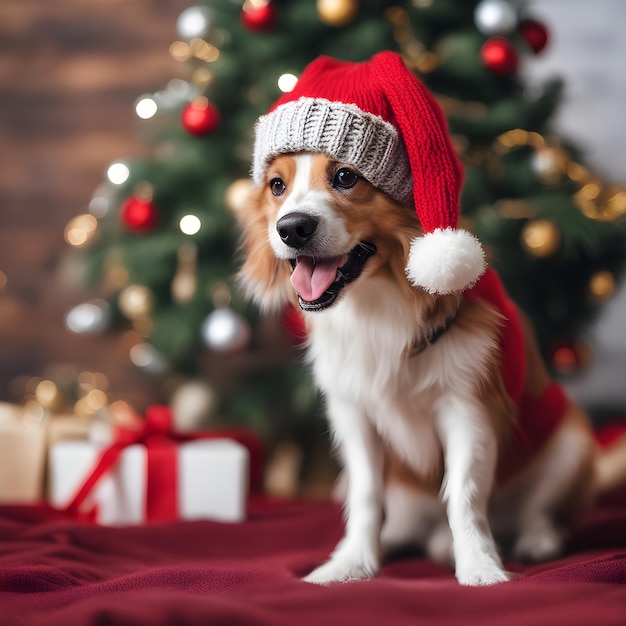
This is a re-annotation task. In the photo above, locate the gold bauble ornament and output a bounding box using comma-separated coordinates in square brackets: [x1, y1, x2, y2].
[317, 0, 359, 27]
[224, 178, 255, 216]
[521, 219, 561, 258]
[589, 270, 615, 301]
[118, 284, 154, 320]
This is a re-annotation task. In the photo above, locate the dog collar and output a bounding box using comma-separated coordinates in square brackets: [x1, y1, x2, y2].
[405, 311, 458, 358]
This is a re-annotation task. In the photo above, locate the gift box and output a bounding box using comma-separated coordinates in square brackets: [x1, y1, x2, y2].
[48, 405, 257, 525]
[0, 403, 47, 502]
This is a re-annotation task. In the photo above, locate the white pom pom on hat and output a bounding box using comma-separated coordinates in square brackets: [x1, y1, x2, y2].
[406, 228, 486, 295]
[252, 51, 486, 294]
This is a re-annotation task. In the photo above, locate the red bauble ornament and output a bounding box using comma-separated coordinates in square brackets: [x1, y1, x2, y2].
[520, 19, 549, 54]
[120, 196, 158, 232]
[181, 98, 220, 136]
[549, 340, 590, 375]
[241, 1, 276, 32]
[480, 36, 518, 76]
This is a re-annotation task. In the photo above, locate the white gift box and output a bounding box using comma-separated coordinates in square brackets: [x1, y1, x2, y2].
[48, 438, 249, 525]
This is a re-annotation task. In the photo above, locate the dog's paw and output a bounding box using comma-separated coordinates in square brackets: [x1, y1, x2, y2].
[514, 522, 564, 563]
[456, 562, 511, 586]
[303, 557, 379, 585]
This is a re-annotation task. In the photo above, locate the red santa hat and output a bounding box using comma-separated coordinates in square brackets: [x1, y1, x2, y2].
[252, 51, 485, 295]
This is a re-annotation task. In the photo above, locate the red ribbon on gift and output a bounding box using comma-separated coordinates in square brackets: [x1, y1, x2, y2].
[63, 405, 262, 523]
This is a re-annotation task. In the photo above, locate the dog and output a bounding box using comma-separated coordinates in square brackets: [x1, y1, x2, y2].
[236, 52, 624, 586]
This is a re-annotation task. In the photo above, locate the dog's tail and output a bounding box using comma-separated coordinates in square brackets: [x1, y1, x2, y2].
[595, 427, 626, 493]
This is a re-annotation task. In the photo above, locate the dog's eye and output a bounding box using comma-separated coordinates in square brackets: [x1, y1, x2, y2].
[333, 168, 359, 190]
[270, 178, 286, 197]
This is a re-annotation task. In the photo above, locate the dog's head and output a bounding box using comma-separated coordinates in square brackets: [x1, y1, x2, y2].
[237, 52, 486, 313]
[237, 151, 422, 312]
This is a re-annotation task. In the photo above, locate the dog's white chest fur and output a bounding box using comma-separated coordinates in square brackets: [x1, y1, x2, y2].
[306, 277, 493, 477]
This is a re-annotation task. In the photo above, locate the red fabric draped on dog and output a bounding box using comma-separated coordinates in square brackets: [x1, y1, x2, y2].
[466, 269, 569, 481]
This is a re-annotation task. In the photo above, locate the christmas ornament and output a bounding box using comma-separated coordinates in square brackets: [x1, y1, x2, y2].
[225, 178, 255, 215]
[129, 342, 169, 375]
[480, 37, 518, 76]
[521, 219, 561, 258]
[550, 341, 590, 375]
[589, 270, 616, 301]
[65, 300, 111, 334]
[120, 196, 158, 232]
[474, 0, 518, 36]
[171, 380, 217, 431]
[176, 6, 213, 40]
[118, 284, 154, 320]
[520, 19, 549, 54]
[317, 0, 359, 27]
[241, 0, 277, 32]
[181, 97, 220, 136]
[201, 307, 251, 353]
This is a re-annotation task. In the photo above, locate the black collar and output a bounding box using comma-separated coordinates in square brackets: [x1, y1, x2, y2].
[405, 311, 458, 358]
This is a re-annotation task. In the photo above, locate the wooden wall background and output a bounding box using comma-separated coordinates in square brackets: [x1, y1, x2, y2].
[0, 0, 187, 408]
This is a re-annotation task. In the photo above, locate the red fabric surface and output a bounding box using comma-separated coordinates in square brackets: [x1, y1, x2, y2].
[2, 492, 626, 626]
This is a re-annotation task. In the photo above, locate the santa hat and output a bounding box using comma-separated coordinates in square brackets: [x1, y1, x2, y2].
[252, 51, 485, 295]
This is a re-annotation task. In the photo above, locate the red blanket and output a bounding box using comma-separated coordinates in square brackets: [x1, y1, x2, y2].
[2, 493, 626, 626]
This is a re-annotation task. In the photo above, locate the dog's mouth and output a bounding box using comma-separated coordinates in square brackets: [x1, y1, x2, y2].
[289, 242, 376, 312]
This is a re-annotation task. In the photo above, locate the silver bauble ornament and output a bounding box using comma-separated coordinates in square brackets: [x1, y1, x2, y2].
[176, 6, 213, 40]
[201, 307, 251, 353]
[65, 300, 111, 334]
[474, 0, 518, 36]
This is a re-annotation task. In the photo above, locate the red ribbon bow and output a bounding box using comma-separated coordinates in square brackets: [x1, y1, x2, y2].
[64, 406, 262, 523]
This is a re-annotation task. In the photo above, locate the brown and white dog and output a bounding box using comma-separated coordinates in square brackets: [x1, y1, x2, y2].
[237, 150, 626, 586]
[237, 52, 624, 586]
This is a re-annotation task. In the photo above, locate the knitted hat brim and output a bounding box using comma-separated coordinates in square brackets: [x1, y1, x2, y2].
[252, 97, 413, 206]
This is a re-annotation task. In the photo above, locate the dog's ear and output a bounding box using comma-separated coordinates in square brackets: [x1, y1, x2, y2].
[235, 184, 293, 312]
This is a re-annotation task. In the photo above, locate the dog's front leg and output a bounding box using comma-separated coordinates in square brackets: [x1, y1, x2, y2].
[304, 397, 384, 584]
[436, 396, 510, 586]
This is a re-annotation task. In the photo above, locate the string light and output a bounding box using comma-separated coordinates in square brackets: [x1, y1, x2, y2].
[179, 214, 202, 235]
[192, 67, 213, 88]
[135, 96, 158, 120]
[65, 214, 98, 248]
[189, 38, 220, 62]
[106, 162, 130, 185]
[278, 73, 298, 93]
[170, 41, 192, 62]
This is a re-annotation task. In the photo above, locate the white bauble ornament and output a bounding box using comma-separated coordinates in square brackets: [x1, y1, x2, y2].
[65, 300, 111, 334]
[176, 6, 213, 40]
[201, 307, 251, 353]
[474, 0, 518, 36]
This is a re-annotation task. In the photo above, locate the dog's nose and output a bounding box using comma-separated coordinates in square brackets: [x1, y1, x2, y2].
[276, 213, 319, 249]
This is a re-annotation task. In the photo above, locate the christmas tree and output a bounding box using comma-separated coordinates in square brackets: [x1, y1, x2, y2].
[64, 0, 626, 443]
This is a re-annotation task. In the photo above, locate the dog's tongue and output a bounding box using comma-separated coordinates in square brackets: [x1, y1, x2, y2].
[291, 257, 340, 302]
